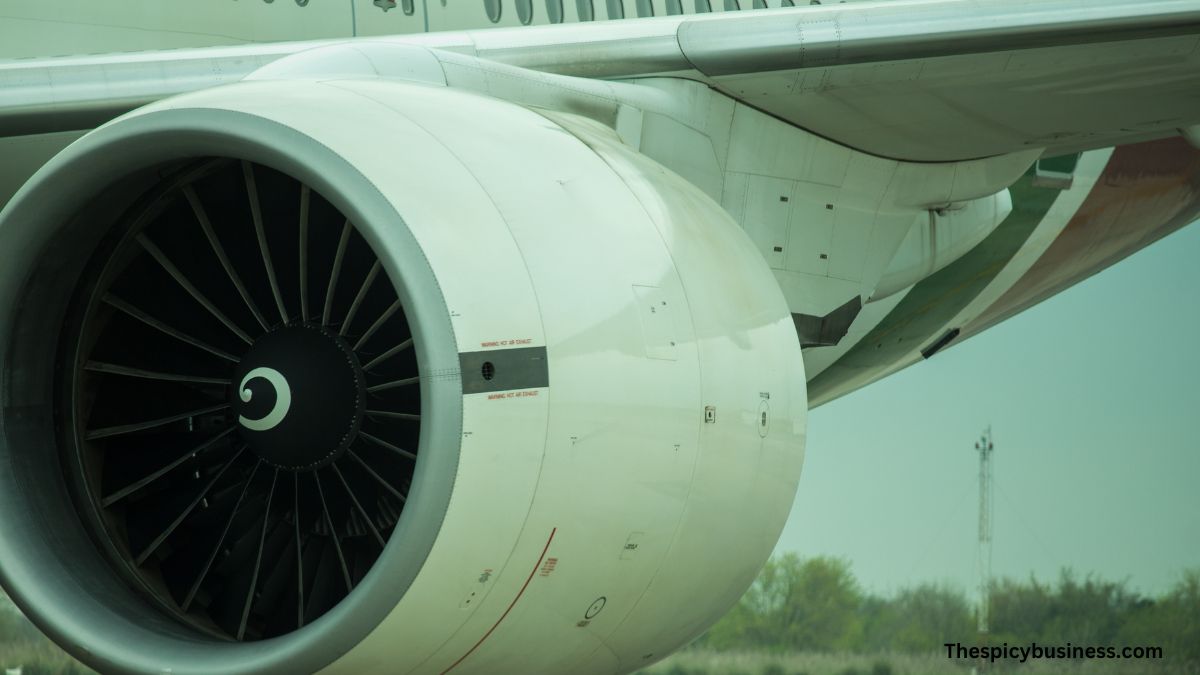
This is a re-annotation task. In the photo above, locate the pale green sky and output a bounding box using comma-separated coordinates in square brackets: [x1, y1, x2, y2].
[775, 220, 1200, 599]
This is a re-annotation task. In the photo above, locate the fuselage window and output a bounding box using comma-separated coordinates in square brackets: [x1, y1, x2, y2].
[752, 0, 766, 6]
[636, 0, 654, 16]
[666, 0, 683, 13]
[577, 0, 595, 19]
[486, 0, 502, 22]
[782, 0, 794, 5]
[606, 0, 625, 19]
[517, 0, 534, 23]
[546, 0, 564, 22]
[725, 0, 740, 9]
[402, 0, 415, 15]
[695, 0, 711, 11]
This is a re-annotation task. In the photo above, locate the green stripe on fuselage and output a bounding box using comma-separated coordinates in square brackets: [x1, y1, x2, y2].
[807, 165, 1061, 403]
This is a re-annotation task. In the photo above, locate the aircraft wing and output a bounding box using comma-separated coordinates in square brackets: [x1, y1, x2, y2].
[3, 0, 1199, 162]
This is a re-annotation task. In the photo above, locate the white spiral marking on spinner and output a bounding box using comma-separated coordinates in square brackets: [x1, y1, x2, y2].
[238, 367, 292, 431]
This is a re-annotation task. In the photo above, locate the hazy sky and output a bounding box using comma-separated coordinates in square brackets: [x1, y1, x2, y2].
[775, 221, 1200, 599]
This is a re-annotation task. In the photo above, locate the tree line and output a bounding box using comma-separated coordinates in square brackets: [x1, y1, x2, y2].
[696, 553, 1199, 667]
[2, 555, 1198, 671]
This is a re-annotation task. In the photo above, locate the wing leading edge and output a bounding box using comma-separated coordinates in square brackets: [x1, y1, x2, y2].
[1, 0, 1198, 162]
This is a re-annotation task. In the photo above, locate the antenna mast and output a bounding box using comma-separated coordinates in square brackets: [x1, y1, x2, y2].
[975, 427, 994, 635]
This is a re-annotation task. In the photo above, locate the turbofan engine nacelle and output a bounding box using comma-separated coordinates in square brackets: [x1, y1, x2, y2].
[0, 77, 806, 674]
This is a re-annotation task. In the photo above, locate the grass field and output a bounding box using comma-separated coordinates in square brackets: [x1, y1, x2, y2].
[3, 643, 1196, 674]
[0, 641, 94, 675]
[635, 649, 1198, 675]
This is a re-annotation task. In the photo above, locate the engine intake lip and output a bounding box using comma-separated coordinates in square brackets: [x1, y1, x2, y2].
[0, 105, 462, 674]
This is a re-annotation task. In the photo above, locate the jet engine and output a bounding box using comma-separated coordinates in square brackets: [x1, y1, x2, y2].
[0, 75, 806, 674]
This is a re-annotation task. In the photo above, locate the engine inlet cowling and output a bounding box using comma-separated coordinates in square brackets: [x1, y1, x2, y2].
[0, 82, 462, 675]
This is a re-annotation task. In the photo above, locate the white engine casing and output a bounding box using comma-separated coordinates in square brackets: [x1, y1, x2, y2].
[0, 77, 806, 674]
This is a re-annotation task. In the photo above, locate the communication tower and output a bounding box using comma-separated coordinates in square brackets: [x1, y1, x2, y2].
[975, 427, 995, 635]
